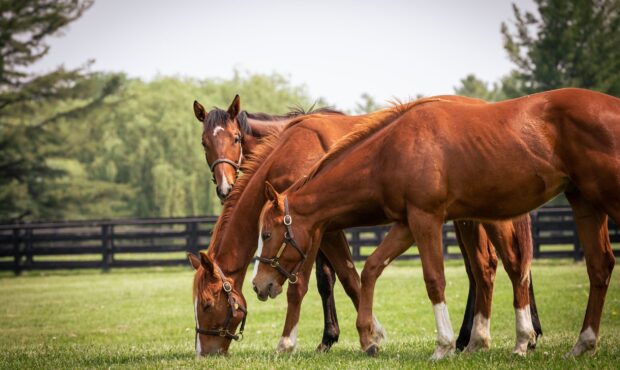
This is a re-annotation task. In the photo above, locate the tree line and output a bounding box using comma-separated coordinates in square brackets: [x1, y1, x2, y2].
[1, 0, 618, 221]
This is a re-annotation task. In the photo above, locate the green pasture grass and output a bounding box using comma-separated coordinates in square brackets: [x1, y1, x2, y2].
[0, 259, 619, 369]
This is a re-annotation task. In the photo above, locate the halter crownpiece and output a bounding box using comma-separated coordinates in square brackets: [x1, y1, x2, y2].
[255, 196, 307, 284]
[195, 265, 247, 341]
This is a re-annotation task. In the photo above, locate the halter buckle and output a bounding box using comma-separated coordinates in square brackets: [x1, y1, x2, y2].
[222, 281, 232, 293]
[283, 215, 292, 226]
[235, 332, 244, 342]
[270, 259, 279, 268]
[219, 329, 227, 337]
[288, 274, 298, 284]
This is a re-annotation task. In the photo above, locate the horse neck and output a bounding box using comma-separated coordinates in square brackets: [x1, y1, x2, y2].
[247, 117, 292, 138]
[212, 167, 273, 291]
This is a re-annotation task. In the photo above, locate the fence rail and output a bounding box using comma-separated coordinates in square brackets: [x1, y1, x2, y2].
[1, 208, 619, 273]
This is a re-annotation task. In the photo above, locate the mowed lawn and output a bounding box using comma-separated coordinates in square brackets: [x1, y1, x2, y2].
[1, 259, 619, 369]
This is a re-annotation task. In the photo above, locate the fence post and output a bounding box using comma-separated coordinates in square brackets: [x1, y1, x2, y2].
[349, 230, 361, 261]
[24, 228, 33, 268]
[572, 219, 582, 261]
[442, 224, 448, 259]
[186, 222, 199, 254]
[13, 228, 21, 275]
[102, 224, 113, 271]
[531, 211, 540, 259]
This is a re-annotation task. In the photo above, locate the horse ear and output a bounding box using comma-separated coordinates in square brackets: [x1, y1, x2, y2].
[193, 100, 206, 122]
[227, 94, 241, 119]
[199, 251, 217, 276]
[264, 181, 280, 205]
[187, 252, 201, 270]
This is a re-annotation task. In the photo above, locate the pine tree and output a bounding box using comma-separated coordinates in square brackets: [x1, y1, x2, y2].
[502, 0, 620, 96]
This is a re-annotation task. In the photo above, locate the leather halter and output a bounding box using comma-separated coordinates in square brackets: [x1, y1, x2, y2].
[195, 265, 247, 341]
[255, 196, 307, 284]
[208, 143, 243, 185]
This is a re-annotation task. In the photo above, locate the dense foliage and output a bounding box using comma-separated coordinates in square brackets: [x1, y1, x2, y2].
[455, 0, 620, 100]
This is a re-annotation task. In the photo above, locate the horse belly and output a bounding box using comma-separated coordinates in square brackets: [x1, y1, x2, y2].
[447, 165, 567, 220]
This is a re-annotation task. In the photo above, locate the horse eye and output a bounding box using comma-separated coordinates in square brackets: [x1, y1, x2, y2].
[234, 134, 241, 144]
[261, 231, 271, 241]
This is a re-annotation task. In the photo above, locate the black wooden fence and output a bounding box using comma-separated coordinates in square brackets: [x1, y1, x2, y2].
[1, 208, 619, 273]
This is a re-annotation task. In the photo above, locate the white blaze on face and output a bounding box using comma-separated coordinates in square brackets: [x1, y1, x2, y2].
[194, 298, 202, 356]
[252, 224, 264, 279]
[212, 126, 224, 136]
[218, 174, 231, 196]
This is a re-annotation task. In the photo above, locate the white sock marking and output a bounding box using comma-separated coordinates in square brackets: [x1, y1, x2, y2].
[569, 326, 597, 356]
[277, 324, 298, 352]
[466, 313, 490, 351]
[514, 305, 534, 355]
[433, 302, 455, 346]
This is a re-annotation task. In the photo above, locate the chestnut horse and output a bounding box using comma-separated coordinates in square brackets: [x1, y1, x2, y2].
[189, 96, 540, 355]
[253, 88, 619, 359]
[193, 96, 354, 352]
[193, 95, 340, 202]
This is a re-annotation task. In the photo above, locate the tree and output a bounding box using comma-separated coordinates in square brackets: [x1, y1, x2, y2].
[502, 0, 620, 96]
[0, 1, 122, 221]
[354, 93, 383, 114]
[454, 71, 525, 101]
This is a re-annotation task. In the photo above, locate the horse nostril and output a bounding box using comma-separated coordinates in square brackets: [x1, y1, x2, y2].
[267, 282, 273, 291]
[253, 284, 258, 294]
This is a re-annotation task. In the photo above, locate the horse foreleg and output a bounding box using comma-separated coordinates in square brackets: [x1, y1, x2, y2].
[407, 210, 455, 360]
[276, 231, 321, 353]
[457, 221, 497, 354]
[566, 190, 615, 357]
[320, 230, 387, 349]
[356, 222, 413, 356]
[483, 217, 535, 356]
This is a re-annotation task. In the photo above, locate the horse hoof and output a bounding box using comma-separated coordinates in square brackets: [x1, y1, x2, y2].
[365, 344, 379, 357]
[372, 315, 387, 345]
[315, 343, 331, 353]
[429, 344, 455, 361]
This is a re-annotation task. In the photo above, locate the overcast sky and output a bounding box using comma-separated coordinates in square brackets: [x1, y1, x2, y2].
[33, 0, 536, 110]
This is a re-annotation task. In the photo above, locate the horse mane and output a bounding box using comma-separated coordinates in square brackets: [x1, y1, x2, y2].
[207, 129, 284, 256]
[291, 97, 445, 191]
[207, 104, 344, 138]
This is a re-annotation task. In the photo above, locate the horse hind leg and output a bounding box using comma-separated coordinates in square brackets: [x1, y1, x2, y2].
[456, 220, 497, 354]
[565, 190, 615, 357]
[319, 230, 388, 350]
[483, 216, 536, 356]
[453, 221, 477, 351]
[314, 249, 340, 352]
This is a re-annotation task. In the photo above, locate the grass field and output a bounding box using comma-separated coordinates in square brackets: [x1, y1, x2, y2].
[1, 259, 619, 369]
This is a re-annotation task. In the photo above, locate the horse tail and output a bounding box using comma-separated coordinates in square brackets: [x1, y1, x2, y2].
[513, 214, 533, 285]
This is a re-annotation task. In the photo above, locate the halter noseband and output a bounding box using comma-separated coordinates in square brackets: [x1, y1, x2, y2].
[208, 143, 243, 185]
[255, 196, 307, 284]
[195, 265, 247, 341]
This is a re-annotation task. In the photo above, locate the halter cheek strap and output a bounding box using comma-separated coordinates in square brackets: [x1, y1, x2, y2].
[195, 265, 247, 341]
[255, 196, 307, 284]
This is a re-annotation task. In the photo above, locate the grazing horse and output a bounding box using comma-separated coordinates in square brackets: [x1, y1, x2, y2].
[189, 96, 540, 355]
[192, 96, 352, 353]
[253, 88, 619, 359]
